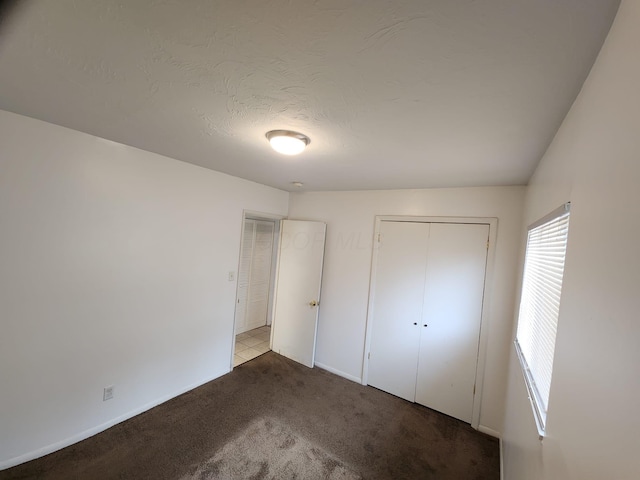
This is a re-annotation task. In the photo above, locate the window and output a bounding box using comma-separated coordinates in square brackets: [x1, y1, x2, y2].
[515, 203, 570, 436]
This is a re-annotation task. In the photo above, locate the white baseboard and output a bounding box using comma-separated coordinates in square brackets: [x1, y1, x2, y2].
[478, 424, 501, 439]
[0, 368, 230, 471]
[499, 438, 504, 480]
[476, 426, 503, 479]
[314, 362, 362, 384]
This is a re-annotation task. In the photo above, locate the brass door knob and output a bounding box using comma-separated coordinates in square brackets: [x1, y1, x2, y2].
[309, 300, 319, 307]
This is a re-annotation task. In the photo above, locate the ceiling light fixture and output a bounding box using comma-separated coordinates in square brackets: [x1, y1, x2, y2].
[266, 130, 310, 155]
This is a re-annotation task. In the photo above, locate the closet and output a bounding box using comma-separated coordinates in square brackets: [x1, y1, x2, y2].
[367, 220, 489, 423]
[235, 219, 276, 334]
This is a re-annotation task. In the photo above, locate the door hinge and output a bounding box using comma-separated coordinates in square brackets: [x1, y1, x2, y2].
[473, 384, 476, 395]
[486, 240, 489, 250]
[368, 352, 371, 359]
[377, 233, 381, 243]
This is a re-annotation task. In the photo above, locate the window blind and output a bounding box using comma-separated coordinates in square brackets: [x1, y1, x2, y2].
[515, 203, 570, 435]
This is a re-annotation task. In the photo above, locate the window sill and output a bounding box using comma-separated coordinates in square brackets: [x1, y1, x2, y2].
[514, 341, 546, 440]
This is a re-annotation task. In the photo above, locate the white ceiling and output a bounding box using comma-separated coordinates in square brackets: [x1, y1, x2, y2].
[0, 0, 619, 191]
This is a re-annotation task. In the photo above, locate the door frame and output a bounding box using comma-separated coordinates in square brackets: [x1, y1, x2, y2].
[362, 215, 498, 430]
[230, 210, 285, 369]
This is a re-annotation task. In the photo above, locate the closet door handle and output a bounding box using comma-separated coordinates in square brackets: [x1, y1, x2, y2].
[413, 322, 417, 325]
[423, 324, 428, 327]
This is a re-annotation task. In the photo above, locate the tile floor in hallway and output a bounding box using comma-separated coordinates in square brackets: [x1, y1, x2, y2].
[234, 325, 271, 367]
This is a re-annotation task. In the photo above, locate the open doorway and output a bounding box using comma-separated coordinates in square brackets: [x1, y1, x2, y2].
[234, 325, 271, 366]
[233, 213, 280, 367]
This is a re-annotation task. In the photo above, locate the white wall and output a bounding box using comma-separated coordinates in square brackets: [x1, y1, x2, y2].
[0, 110, 289, 468]
[288, 187, 525, 434]
[502, 1, 640, 478]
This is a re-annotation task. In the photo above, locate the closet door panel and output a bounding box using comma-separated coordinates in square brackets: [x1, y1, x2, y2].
[368, 221, 429, 402]
[246, 220, 275, 330]
[415, 223, 489, 422]
[235, 220, 255, 334]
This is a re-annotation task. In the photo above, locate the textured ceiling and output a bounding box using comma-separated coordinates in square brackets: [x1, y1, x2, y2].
[0, 0, 620, 191]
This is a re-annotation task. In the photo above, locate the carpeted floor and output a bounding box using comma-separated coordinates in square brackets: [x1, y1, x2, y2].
[0, 352, 500, 479]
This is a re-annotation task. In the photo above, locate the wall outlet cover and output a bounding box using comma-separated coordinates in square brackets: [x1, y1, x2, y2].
[103, 385, 114, 401]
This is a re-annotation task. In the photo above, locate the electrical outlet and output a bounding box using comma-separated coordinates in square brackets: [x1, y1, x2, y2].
[103, 385, 114, 401]
[228, 271, 236, 282]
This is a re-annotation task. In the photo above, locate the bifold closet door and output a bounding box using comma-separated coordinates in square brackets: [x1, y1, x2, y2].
[367, 221, 430, 402]
[245, 220, 275, 331]
[235, 220, 256, 334]
[367, 221, 489, 423]
[235, 219, 275, 334]
[415, 223, 489, 422]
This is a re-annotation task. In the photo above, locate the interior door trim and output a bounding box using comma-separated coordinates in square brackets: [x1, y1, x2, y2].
[231, 210, 286, 370]
[362, 215, 498, 431]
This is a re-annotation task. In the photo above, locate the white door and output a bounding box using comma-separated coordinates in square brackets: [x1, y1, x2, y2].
[415, 223, 489, 422]
[367, 220, 489, 423]
[235, 220, 255, 334]
[235, 219, 276, 334]
[368, 221, 430, 401]
[245, 220, 275, 331]
[271, 220, 326, 368]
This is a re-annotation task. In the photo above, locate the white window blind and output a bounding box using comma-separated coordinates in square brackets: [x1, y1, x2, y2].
[515, 203, 570, 436]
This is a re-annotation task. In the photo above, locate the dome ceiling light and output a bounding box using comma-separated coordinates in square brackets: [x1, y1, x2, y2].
[266, 130, 310, 156]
